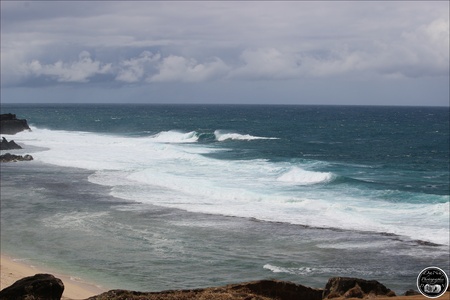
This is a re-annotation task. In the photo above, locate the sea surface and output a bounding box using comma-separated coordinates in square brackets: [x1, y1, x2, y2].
[1, 104, 449, 294]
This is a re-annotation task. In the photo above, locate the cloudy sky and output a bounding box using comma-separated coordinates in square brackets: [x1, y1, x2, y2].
[1, 1, 449, 105]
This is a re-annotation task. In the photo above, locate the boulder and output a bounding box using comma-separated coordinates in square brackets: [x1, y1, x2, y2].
[343, 284, 364, 298]
[230, 280, 323, 300]
[403, 289, 420, 296]
[0, 137, 22, 150]
[323, 277, 396, 299]
[0, 113, 31, 135]
[0, 153, 33, 162]
[0, 273, 64, 300]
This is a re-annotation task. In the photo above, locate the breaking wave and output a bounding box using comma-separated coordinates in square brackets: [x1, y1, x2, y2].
[277, 167, 335, 185]
[214, 130, 279, 141]
[149, 131, 199, 143]
[11, 126, 450, 246]
[139, 130, 279, 143]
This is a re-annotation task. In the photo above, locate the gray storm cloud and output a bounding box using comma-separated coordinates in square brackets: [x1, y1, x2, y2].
[1, 1, 448, 105]
[16, 15, 449, 86]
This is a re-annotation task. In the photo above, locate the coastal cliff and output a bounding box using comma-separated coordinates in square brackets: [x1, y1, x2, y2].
[0, 113, 31, 135]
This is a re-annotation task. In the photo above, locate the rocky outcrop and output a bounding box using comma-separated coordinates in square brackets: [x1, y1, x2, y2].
[0, 273, 64, 300]
[0, 113, 31, 135]
[230, 280, 323, 300]
[322, 277, 396, 299]
[2, 275, 424, 300]
[0, 153, 33, 162]
[0, 137, 22, 150]
[403, 289, 420, 296]
[88, 280, 323, 300]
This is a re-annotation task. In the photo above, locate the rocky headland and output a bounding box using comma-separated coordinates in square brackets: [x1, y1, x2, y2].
[0, 113, 31, 135]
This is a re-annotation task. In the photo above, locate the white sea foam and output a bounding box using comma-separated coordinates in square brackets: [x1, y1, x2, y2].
[42, 212, 110, 234]
[263, 264, 314, 275]
[263, 264, 414, 278]
[13, 127, 450, 246]
[149, 131, 199, 143]
[263, 264, 292, 274]
[214, 130, 278, 141]
[277, 167, 334, 185]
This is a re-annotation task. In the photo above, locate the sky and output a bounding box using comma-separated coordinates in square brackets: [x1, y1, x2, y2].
[1, 1, 449, 106]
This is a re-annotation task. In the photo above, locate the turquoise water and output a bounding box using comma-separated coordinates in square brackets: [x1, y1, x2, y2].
[1, 104, 448, 293]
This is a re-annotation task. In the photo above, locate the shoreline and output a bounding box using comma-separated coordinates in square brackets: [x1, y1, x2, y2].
[1, 253, 449, 300]
[0, 253, 107, 300]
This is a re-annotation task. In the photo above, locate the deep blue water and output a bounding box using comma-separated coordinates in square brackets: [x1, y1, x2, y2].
[1, 104, 449, 293]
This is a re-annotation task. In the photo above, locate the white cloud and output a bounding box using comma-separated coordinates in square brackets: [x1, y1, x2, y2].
[394, 18, 449, 77]
[286, 18, 450, 79]
[300, 49, 368, 78]
[116, 51, 161, 83]
[24, 51, 112, 83]
[148, 55, 230, 83]
[229, 48, 302, 80]
[1, 2, 447, 88]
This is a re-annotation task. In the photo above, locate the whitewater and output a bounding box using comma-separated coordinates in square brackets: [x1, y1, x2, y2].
[10, 124, 449, 246]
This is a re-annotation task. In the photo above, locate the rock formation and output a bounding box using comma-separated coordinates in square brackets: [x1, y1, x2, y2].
[87, 280, 324, 300]
[403, 289, 420, 296]
[0, 113, 31, 135]
[322, 277, 396, 299]
[0, 273, 64, 300]
[0, 153, 33, 162]
[0, 137, 22, 150]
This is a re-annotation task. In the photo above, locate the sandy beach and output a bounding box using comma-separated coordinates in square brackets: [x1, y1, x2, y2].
[0, 253, 106, 300]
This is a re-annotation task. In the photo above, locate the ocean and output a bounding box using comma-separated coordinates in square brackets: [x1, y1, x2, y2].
[1, 104, 449, 294]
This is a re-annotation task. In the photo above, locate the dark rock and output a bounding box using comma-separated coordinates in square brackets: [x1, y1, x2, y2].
[404, 289, 420, 296]
[0, 113, 31, 135]
[323, 277, 396, 299]
[415, 240, 440, 247]
[230, 280, 323, 300]
[0, 137, 22, 150]
[0, 153, 33, 162]
[88, 280, 323, 300]
[0, 273, 64, 300]
[342, 283, 364, 298]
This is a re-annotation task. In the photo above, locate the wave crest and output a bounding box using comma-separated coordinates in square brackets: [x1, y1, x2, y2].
[277, 167, 334, 185]
[214, 130, 278, 141]
[150, 131, 199, 143]
[146, 130, 279, 143]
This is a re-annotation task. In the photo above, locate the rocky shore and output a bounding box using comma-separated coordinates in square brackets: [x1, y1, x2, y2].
[0, 255, 446, 300]
[0, 153, 33, 162]
[0, 273, 417, 300]
[0, 113, 33, 162]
